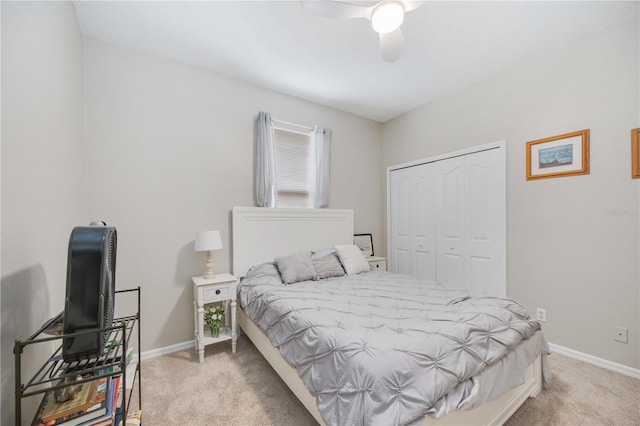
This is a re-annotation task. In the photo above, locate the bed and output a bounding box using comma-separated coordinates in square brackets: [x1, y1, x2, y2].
[232, 206, 549, 426]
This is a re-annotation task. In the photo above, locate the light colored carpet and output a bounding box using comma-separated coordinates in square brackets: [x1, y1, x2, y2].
[138, 335, 639, 425]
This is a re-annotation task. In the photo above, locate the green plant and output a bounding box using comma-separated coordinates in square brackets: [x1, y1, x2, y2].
[204, 305, 224, 329]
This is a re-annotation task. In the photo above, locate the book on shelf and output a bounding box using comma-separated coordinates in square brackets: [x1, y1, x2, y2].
[123, 346, 134, 365]
[78, 376, 119, 426]
[32, 377, 109, 426]
[82, 418, 112, 426]
[110, 383, 123, 426]
[116, 409, 142, 426]
[94, 346, 134, 376]
[104, 339, 121, 349]
[119, 360, 138, 391]
[70, 345, 135, 378]
[110, 376, 121, 416]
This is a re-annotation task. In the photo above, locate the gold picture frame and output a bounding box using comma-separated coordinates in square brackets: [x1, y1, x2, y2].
[526, 129, 590, 180]
[632, 128, 640, 179]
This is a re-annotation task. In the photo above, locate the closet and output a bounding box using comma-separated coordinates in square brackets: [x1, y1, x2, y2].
[387, 142, 506, 296]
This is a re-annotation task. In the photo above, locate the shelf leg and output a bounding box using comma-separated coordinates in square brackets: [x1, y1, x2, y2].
[231, 298, 237, 354]
[196, 300, 205, 362]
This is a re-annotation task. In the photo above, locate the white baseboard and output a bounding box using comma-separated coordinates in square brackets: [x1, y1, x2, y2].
[139, 339, 194, 361]
[549, 342, 640, 379]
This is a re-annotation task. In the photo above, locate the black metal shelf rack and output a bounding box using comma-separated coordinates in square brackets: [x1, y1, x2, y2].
[14, 287, 142, 426]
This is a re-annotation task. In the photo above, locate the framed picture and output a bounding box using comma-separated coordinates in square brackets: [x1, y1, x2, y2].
[353, 234, 374, 257]
[632, 128, 640, 179]
[526, 129, 590, 180]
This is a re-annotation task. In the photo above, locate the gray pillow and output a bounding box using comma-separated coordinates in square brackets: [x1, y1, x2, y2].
[275, 251, 317, 284]
[311, 248, 345, 280]
[243, 262, 283, 286]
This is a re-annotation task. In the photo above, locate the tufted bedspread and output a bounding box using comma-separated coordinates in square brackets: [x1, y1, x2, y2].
[238, 264, 550, 426]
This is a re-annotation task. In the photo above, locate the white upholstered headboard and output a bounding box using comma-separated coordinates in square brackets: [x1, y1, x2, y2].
[232, 207, 354, 277]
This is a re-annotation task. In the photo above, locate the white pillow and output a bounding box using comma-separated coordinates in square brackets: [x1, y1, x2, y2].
[335, 244, 370, 275]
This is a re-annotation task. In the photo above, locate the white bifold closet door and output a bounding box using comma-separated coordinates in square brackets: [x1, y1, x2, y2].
[389, 144, 505, 297]
[389, 164, 437, 281]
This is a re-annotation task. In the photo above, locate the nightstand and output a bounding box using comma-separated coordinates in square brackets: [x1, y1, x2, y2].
[192, 273, 237, 362]
[367, 256, 387, 271]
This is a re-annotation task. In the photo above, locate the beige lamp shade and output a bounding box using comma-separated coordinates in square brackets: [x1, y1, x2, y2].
[194, 230, 223, 278]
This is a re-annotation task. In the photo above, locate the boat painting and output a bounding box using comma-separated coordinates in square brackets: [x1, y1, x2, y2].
[538, 144, 573, 169]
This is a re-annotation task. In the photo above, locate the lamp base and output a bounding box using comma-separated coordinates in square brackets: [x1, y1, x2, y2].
[203, 250, 215, 279]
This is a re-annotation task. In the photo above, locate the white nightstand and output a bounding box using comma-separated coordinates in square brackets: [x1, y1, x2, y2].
[192, 273, 237, 362]
[367, 256, 387, 271]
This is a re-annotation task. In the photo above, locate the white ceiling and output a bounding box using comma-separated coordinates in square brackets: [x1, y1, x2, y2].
[73, 1, 638, 123]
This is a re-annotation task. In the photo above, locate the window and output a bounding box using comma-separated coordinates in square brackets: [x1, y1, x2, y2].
[272, 121, 315, 208]
[255, 112, 331, 209]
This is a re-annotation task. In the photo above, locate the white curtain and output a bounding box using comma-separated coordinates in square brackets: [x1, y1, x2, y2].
[255, 111, 276, 207]
[313, 126, 332, 208]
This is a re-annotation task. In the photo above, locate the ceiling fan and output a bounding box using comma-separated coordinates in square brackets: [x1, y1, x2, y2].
[301, 0, 425, 63]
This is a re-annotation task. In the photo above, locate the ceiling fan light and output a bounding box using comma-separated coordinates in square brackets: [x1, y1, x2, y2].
[371, 2, 404, 34]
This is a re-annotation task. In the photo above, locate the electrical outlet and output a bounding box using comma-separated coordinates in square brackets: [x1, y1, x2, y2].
[614, 326, 628, 343]
[536, 308, 547, 322]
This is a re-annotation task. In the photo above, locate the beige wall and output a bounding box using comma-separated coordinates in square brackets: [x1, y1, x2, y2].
[1, 2, 86, 423]
[83, 37, 383, 352]
[382, 15, 639, 369]
[3, 10, 637, 423]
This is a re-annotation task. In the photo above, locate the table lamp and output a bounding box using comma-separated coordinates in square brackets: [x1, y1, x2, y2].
[194, 230, 223, 279]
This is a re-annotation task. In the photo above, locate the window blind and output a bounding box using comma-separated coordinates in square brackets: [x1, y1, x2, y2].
[273, 128, 314, 208]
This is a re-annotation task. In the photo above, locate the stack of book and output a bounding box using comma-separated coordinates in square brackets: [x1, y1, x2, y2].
[33, 376, 108, 426]
[85, 376, 120, 426]
[33, 375, 123, 426]
[32, 346, 137, 426]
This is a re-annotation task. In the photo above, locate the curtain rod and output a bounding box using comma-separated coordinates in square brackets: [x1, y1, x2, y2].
[273, 118, 315, 132]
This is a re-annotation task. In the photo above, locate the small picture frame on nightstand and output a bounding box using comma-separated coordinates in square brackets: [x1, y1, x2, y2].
[354, 234, 374, 257]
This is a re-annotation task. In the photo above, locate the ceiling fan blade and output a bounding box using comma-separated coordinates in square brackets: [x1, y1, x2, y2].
[379, 28, 404, 63]
[300, 0, 375, 20]
[400, 0, 427, 13]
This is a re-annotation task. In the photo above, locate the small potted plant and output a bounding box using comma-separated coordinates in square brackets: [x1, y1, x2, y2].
[204, 305, 224, 337]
